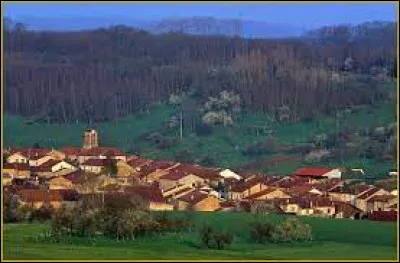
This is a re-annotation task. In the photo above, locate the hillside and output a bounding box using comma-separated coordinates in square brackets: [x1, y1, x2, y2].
[4, 20, 396, 123]
[4, 95, 396, 179]
[3, 20, 397, 179]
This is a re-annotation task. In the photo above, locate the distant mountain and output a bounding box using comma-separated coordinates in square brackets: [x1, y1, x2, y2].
[11, 16, 306, 39]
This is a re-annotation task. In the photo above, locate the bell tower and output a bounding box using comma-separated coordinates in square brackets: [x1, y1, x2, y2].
[83, 129, 98, 149]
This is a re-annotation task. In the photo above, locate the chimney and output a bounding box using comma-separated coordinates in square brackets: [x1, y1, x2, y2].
[190, 194, 194, 201]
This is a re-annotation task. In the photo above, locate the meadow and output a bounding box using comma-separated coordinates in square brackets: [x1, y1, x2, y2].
[3, 212, 398, 260]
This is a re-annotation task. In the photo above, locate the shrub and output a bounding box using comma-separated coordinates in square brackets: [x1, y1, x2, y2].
[51, 205, 77, 238]
[213, 232, 234, 249]
[271, 217, 312, 243]
[199, 225, 234, 249]
[199, 225, 214, 248]
[155, 212, 193, 233]
[30, 202, 54, 222]
[250, 221, 275, 243]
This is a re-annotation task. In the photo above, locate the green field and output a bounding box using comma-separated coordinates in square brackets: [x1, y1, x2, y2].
[4, 100, 396, 177]
[3, 212, 398, 260]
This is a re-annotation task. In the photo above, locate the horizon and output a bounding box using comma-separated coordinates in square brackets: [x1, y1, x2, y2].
[4, 2, 397, 30]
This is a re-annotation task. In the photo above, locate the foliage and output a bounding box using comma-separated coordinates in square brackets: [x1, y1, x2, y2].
[30, 202, 54, 222]
[270, 217, 313, 243]
[199, 224, 234, 249]
[250, 221, 275, 243]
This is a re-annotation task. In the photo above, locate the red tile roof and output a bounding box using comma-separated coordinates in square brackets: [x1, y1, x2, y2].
[60, 147, 82, 156]
[11, 148, 52, 159]
[127, 157, 152, 168]
[294, 168, 333, 177]
[245, 187, 285, 200]
[357, 187, 381, 200]
[81, 158, 114, 167]
[3, 163, 30, 171]
[178, 190, 209, 204]
[17, 189, 63, 203]
[275, 176, 309, 189]
[159, 170, 188, 181]
[78, 147, 125, 157]
[333, 201, 362, 218]
[31, 160, 68, 173]
[174, 163, 221, 180]
[287, 195, 334, 209]
[230, 177, 264, 192]
[164, 187, 194, 199]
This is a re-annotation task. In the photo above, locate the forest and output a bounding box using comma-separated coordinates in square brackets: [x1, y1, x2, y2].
[4, 19, 396, 125]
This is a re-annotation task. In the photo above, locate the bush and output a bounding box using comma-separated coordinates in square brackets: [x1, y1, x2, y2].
[213, 232, 234, 249]
[199, 225, 234, 249]
[51, 205, 77, 238]
[199, 225, 214, 248]
[155, 212, 193, 233]
[250, 221, 275, 243]
[271, 217, 312, 243]
[50, 194, 160, 241]
[249, 217, 313, 244]
[30, 202, 54, 222]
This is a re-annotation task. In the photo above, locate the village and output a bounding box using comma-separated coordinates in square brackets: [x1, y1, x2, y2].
[3, 129, 398, 221]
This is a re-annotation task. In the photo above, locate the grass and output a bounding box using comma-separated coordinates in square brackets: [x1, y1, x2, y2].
[3, 212, 397, 260]
[4, 101, 396, 177]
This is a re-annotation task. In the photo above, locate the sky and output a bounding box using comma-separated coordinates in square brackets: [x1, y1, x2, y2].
[3, 2, 397, 28]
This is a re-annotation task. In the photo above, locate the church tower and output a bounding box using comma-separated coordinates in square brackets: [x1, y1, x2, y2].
[83, 129, 98, 149]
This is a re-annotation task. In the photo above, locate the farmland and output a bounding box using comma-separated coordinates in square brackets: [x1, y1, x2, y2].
[3, 212, 397, 260]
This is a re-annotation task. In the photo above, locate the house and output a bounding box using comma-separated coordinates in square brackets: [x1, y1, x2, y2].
[123, 185, 174, 211]
[47, 176, 74, 190]
[115, 160, 139, 184]
[279, 198, 314, 216]
[6, 151, 29, 164]
[245, 187, 291, 201]
[228, 177, 268, 200]
[328, 184, 374, 203]
[294, 167, 342, 180]
[3, 163, 31, 179]
[366, 195, 397, 212]
[77, 147, 127, 163]
[80, 158, 114, 174]
[218, 201, 238, 212]
[279, 195, 336, 217]
[3, 173, 13, 185]
[60, 147, 82, 161]
[355, 187, 390, 212]
[17, 189, 64, 209]
[162, 184, 195, 201]
[138, 160, 179, 182]
[158, 170, 205, 190]
[287, 184, 324, 197]
[176, 164, 222, 186]
[29, 155, 55, 167]
[176, 190, 221, 211]
[127, 157, 153, 170]
[333, 201, 363, 219]
[32, 160, 76, 178]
